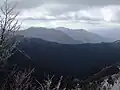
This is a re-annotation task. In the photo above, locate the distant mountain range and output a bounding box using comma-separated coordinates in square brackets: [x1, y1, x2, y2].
[17, 27, 81, 44]
[55, 27, 111, 43]
[17, 27, 112, 44]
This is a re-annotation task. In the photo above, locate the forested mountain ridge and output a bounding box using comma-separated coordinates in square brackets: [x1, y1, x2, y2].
[9, 37, 120, 80]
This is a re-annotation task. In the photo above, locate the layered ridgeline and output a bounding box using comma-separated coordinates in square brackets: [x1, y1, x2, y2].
[17, 27, 82, 44]
[17, 27, 111, 44]
[4, 36, 120, 90]
[55, 27, 111, 43]
[10, 37, 120, 80]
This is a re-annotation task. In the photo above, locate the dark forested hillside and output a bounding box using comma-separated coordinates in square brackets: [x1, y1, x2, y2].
[9, 37, 120, 81]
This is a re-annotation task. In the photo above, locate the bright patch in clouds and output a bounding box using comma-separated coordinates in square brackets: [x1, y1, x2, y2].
[101, 7, 113, 22]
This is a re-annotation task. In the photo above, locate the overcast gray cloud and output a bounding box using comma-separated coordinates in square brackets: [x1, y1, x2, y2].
[1, 0, 120, 29]
[9, 0, 120, 9]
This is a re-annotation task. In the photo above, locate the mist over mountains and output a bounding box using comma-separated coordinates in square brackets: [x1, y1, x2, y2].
[17, 27, 113, 44]
[18, 27, 81, 44]
[91, 28, 120, 41]
[55, 27, 111, 43]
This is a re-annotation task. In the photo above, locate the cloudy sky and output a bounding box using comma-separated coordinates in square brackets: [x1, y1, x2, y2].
[2, 0, 120, 30]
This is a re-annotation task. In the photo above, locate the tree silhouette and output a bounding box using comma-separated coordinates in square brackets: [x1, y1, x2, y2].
[0, 0, 21, 69]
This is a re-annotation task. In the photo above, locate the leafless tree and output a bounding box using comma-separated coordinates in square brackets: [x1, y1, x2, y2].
[35, 75, 64, 90]
[0, 67, 38, 90]
[0, 0, 21, 68]
[0, 1, 40, 90]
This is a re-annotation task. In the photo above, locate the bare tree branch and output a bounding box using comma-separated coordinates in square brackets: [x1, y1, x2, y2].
[0, 0, 21, 68]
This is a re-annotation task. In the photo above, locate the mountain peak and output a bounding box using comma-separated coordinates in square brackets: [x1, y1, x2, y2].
[56, 27, 70, 31]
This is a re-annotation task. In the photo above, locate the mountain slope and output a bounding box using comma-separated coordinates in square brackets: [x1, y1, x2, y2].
[10, 37, 120, 80]
[17, 27, 81, 44]
[56, 27, 110, 43]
